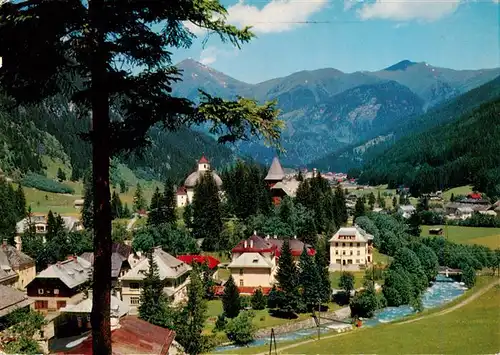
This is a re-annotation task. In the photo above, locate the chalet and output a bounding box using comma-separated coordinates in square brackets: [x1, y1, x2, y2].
[265, 157, 286, 205]
[329, 226, 374, 271]
[0, 239, 36, 289]
[57, 316, 176, 355]
[0, 286, 34, 330]
[176, 254, 220, 279]
[228, 233, 315, 292]
[455, 207, 474, 220]
[445, 201, 491, 215]
[120, 247, 191, 314]
[79, 243, 135, 298]
[55, 294, 129, 338]
[26, 256, 92, 313]
[176, 156, 223, 207]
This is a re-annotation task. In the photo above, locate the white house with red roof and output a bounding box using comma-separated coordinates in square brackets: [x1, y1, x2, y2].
[175, 155, 223, 207]
[227, 232, 315, 294]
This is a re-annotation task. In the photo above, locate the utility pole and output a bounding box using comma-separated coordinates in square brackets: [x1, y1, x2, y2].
[317, 298, 321, 340]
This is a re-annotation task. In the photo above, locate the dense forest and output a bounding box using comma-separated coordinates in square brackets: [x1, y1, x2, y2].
[0, 88, 237, 183]
[359, 98, 500, 198]
[311, 75, 500, 172]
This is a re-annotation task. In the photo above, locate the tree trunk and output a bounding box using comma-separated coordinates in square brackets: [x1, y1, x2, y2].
[89, 0, 112, 354]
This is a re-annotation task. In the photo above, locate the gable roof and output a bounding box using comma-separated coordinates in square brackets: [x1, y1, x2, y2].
[60, 316, 176, 355]
[265, 157, 285, 181]
[329, 226, 374, 243]
[60, 295, 129, 318]
[121, 247, 191, 281]
[80, 244, 131, 278]
[34, 256, 92, 289]
[231, 234, 276, 254]
[0, 285, 34, 317]
[270, 181, 300, 197]
[198, 155, 209, 164]
[0, 242, 34, 269]
[176, 255, 220, 269]
[268, 238, 316, 257]
[228, 252, 274, 269]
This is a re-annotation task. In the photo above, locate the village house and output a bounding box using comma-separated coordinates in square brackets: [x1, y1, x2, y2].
[227, 233, 315, 294]
[57, 316, 177, 355]
[26, 256, 92, 313]
[176, 254, 220, 279]
[120, 247, 191, 314]
[176, 155, 223, 207]
[79, 243, 137, 299]
[0, 286, 34, 330]
[55, 293, 129, 339]
[398, 205, 416, 219]
[329, 226, 374, 271]
[16, 214, 83, 237]
[0, 239, 36, 289]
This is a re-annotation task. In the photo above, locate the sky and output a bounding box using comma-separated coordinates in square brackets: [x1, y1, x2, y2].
[172, 0, 500, 83]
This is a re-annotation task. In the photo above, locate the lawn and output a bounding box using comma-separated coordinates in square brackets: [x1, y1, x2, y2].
[329, 271, 365, 289]
[217, 276, 499, 354]
[283, 285, 500, 354]
[372, 249, 392, 265]
[421, 225, 500, 249]
[442, 185, 474, 201]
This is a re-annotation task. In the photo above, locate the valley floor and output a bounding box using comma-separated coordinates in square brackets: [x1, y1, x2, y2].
[421, 225, 500, 249]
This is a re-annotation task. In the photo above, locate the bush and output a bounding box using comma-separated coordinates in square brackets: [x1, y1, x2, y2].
[225, 311, 256, 345]
[21, 172, 74, 194]
[251, 288, 267, 310]
[214, 314, 227, 332]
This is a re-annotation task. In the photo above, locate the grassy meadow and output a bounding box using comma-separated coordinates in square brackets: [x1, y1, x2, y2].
[421, 225, 500, 249]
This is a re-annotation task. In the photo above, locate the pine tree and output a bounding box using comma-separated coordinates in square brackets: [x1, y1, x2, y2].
[110, 191, 123, 220]
[163, 179, 177, 225]
[251, 288, 267, 310]
[148, 187, 163, 226]
[183, 203, 193, 230]
[315, 239, 332, 303]
[15, 185, 27, 219]
[222, 276, 241, 318]
[133, 183, 147, 213]
[450, 193, 455, 202]
[275, 239, 300, 313]
[377, 191, 382, 206]
[46, 211, 56, 239]
[392, 196, 399, 210]
[122, 204, 131, 219]
[354, 197, 366, 220]
[368, 192, 376, 210]
[81, 170, 94, 230]
[119, 180, 127, 194]
[192, 172, 223, 251]
[176, 269, 208, 355]
[334, 185, 348, 227]
[138, 251, 169, 325]
[57, 167, 66, 182]
[0, 2, 282, 352]
[299, 247, 320, 310]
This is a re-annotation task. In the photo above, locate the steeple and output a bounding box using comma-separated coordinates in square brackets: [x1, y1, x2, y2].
[198, 155, 210, 172]
[264, 157, 285, 182]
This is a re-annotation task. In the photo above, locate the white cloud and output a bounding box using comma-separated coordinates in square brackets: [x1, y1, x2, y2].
[493, 0, 499, 3]
[183, 21, 207, 36]
[357, 0, 462, 22]
[226, 0, 329, 34]
[199, 46, 219, 65]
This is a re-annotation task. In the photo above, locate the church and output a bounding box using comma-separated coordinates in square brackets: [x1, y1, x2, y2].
[176, 156, 223, 207]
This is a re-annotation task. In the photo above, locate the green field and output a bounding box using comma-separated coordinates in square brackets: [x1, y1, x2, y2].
[217, 276, 499, 354]
[421, 225, 500, 249]
[442, 185, 474, 201]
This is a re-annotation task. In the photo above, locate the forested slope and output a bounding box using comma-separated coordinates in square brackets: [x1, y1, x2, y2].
[359, 98, 500, 198]
[311, 75, 500, 172]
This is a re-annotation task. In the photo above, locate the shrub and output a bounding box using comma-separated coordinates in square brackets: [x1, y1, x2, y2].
[251, 288, 267, 310]
[225, 311, 256, 345]
[21, 172, 74, 194]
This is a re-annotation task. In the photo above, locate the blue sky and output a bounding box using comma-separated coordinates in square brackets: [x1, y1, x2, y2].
[174, 0, 500, 84]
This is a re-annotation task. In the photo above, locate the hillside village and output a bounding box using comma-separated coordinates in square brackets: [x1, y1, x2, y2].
[0, 154, 498, 354]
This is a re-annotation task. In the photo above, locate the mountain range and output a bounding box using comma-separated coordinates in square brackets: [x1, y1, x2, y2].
[173, 59, 500, 167]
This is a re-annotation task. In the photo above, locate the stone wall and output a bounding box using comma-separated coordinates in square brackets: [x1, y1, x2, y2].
[255, 307, 350, 338]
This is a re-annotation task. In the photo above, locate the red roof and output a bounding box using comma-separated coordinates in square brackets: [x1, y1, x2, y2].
[176, 255, 220, 269]
[468, 192, 482, 199]
[231, 234, 315, 257]
[59, 316, 175, 355]
[214, 286, 272, 296]
[176, 186, 187, 195]
[198, 155, 209, 164]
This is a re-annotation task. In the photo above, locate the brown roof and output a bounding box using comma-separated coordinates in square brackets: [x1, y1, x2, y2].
[0, 285, 34, 317]
[60, 316, 176, 355]
[80, 244, 131, 278]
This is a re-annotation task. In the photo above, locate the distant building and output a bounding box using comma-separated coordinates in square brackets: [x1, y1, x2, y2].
[398, 205, 416, 219]
[264, 157, 304, 205]
[0, 239, 36, 289]
[16, 214, 83, 236]
[176, 155, 223, 207]
[73, 199, 84, 209]
[329, 226, 374, 272]
[26, 256, 92, 313]
[227, 233, 315, 293]
[176, 254, 220, 279]
[0, 285, 34, 329]
[120, 247, 191, 314]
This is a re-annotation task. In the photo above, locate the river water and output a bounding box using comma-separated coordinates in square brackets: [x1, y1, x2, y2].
[215, 275, 467, 352]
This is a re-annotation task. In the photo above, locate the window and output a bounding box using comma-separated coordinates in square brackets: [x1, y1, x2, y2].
[335, 250, 339, 255]
[350, 251, 353, 255]
[54, 289, 59, 295]
[56, 301, 66, 309]
[38, 288, 44, 295]
[357, 243, 360, 247]
[357, 250, 360, 256]
[336, 259, 341, 264]
[129, 282, 140, 289]
[342, 250, 346, 255]
[239, 269, 243, 275]
[239, 280, 244, 287]
[342, 243, 345, 247]
[347, 259, 353, 264]
[130, 297, 140, 305]
[355, 259, 360, 264]
[335, 242, 338, 247]
[35, 300, 48, 309]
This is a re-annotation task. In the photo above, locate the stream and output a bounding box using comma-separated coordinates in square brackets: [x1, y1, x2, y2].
[215, 275, 467, 352]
